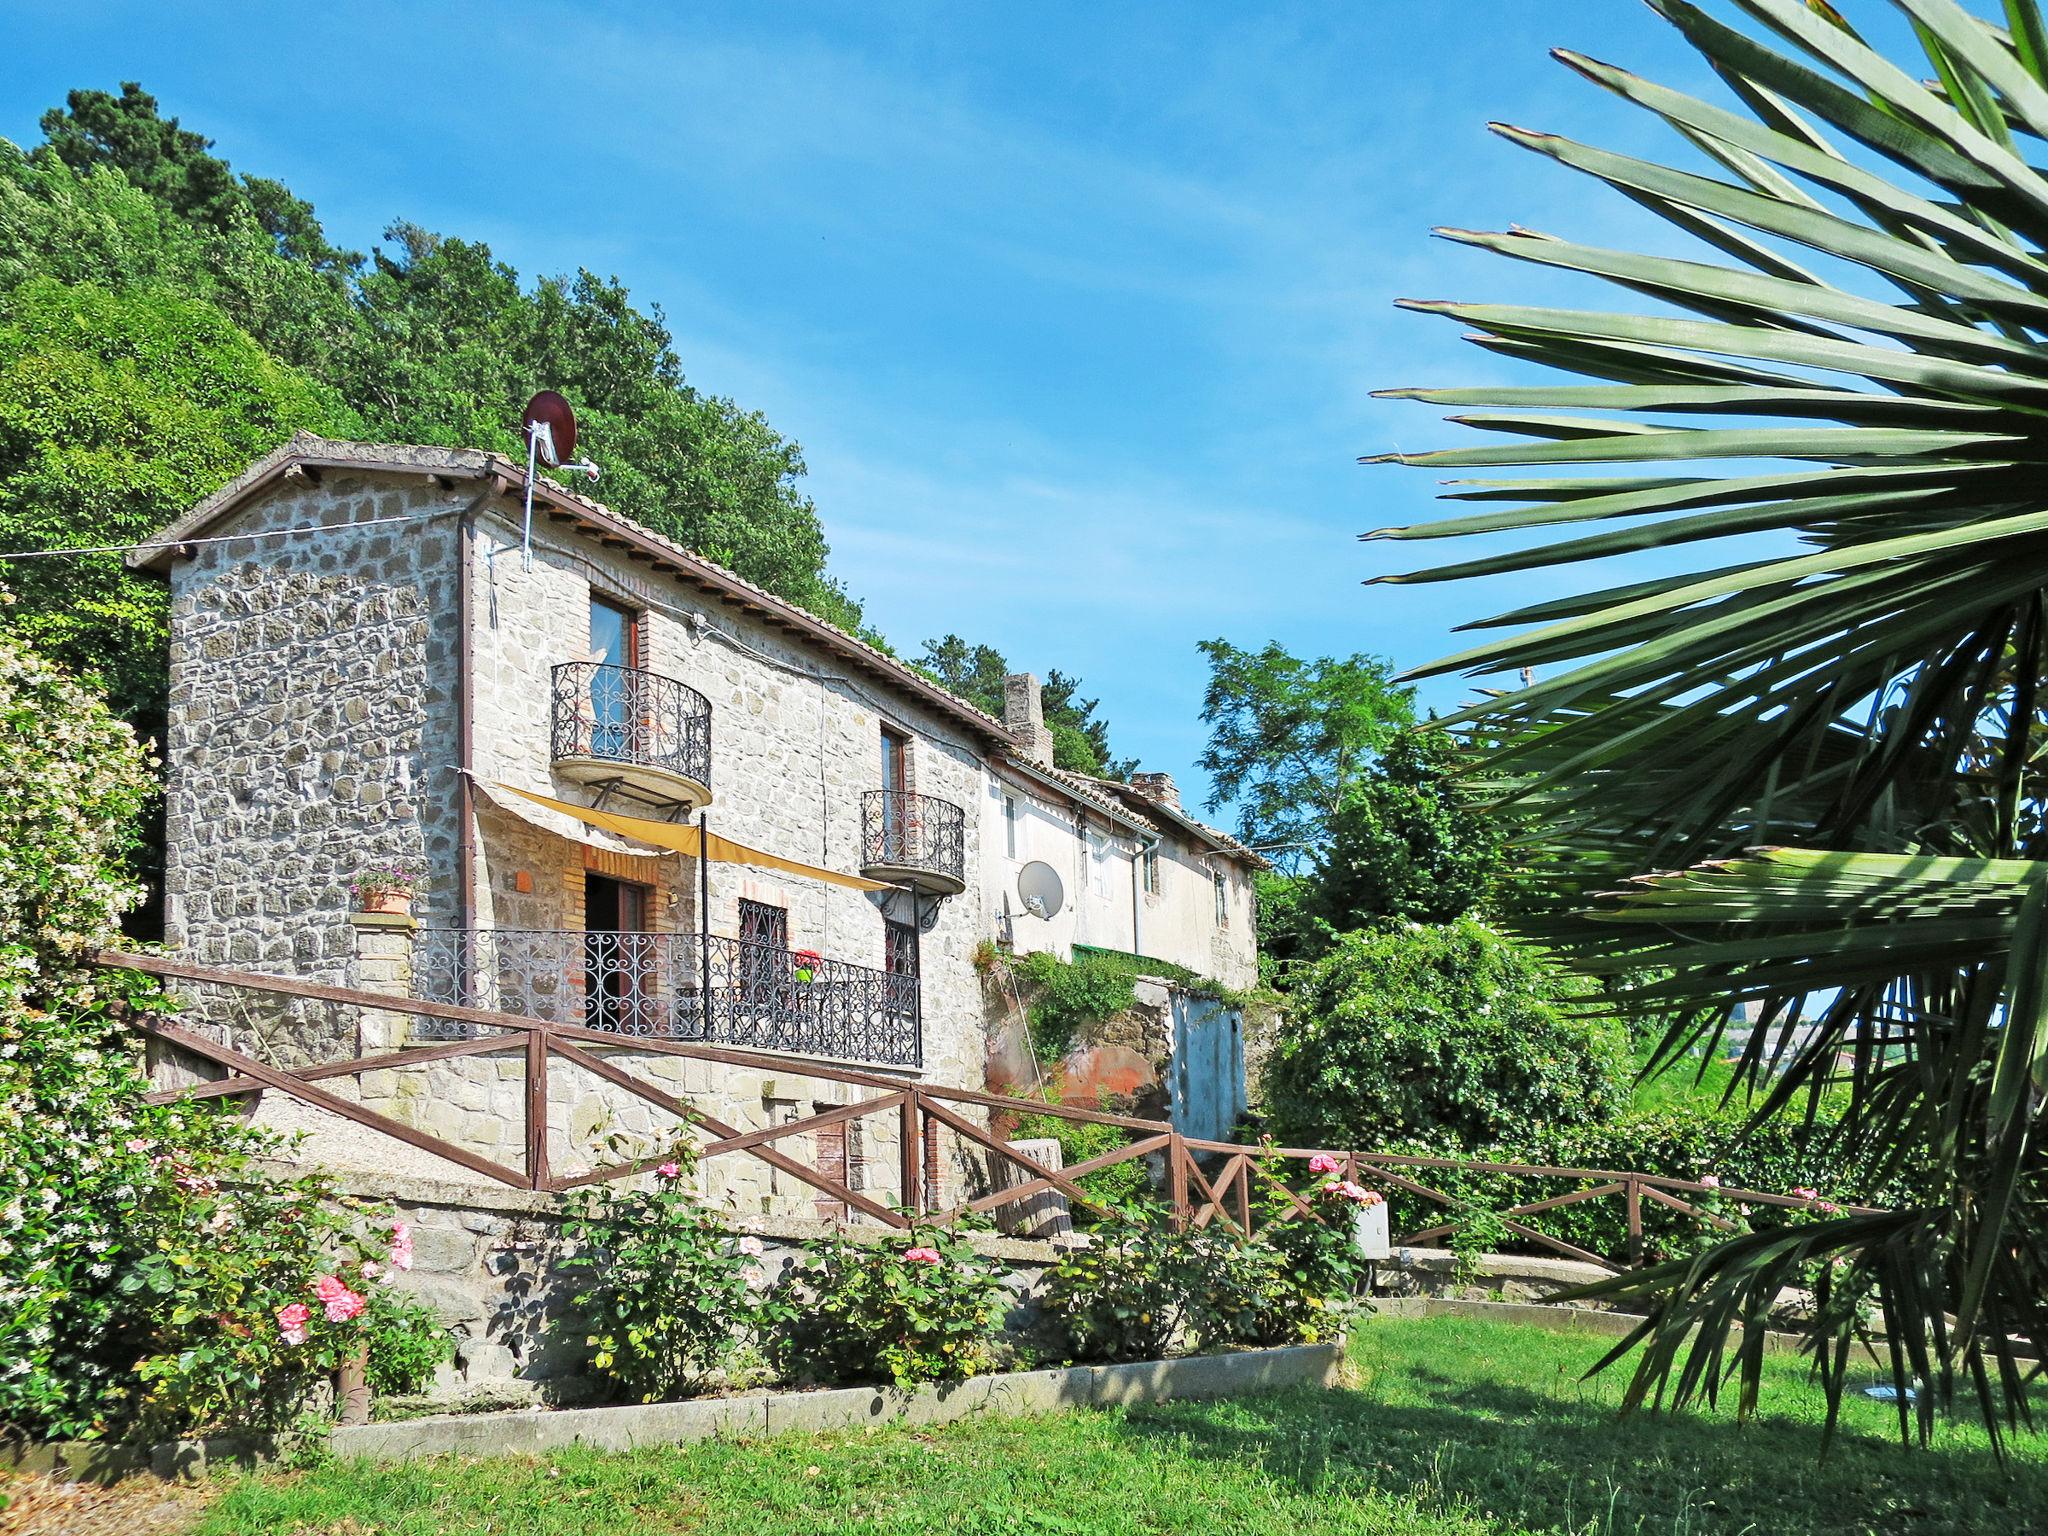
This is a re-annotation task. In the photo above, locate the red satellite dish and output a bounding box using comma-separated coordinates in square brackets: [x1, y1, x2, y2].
[520, 390, 577, 467]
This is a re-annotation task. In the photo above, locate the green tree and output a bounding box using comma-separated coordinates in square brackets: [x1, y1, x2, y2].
[913, 634, 1130, 776]
[1309, 726, 1504, 932]
[39, 81, 359, 273]
[0, 276, 353, 730]
[1262, 919, 1627, 1153]
[1373, 0, 2048, 1440]
[1196, 638, 1413, 869]
[8, 85, 866, 643]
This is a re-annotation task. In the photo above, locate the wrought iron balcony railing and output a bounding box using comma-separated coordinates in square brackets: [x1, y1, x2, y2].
[859, 790, 966, 893]
[409, 928, 920, 1066]
[550, 661, 712, 803]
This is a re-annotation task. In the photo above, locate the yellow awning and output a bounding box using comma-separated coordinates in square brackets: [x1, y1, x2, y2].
[491, 782, 895, 893]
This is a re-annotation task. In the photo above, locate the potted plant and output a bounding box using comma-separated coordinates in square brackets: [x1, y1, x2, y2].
[352, 863, 421, 917]
[791, 949, 822, 984]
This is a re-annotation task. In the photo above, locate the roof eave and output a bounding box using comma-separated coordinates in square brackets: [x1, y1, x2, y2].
[132, 437, 1012, 748]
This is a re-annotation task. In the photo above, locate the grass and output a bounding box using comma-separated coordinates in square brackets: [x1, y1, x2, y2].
[164, 1315, 2048, 1535]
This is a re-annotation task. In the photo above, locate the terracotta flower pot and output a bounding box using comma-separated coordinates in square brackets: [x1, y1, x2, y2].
[359, 887, 414, 916]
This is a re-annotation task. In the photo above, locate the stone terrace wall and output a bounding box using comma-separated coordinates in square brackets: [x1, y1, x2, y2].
[309, 1166, 1076, 1403]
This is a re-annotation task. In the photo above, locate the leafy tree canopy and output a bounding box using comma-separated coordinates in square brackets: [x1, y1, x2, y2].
[1309, 725, 1505, 932]
[1262, 918, 1628, 1153]
[0, 276, 353, 730]
[1195, 637, 1413, 868]
[0, 82, 1122, 745]
[39, 82, 360, 274]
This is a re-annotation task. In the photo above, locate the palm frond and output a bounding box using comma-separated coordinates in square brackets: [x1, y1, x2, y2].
[1379, 0, 2048, 1444]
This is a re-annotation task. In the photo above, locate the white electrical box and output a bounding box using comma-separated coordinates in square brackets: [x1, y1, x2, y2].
[1354, 1200, 1392, 1261]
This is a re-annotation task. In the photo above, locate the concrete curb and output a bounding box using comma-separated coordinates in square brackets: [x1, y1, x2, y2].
[11, 1342, 1342, 1479]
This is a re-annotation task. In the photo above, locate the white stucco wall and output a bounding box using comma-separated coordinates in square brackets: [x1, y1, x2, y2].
[983, 772, 1257, 989]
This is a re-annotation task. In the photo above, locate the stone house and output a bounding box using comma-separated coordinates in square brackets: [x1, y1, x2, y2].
[135, 434, 1263, 1214]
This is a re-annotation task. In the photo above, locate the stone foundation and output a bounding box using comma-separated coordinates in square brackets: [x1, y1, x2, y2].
[304, 1166, 1081, 1404]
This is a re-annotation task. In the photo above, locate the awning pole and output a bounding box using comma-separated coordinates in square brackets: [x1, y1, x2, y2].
[698, 809, 712, 1036]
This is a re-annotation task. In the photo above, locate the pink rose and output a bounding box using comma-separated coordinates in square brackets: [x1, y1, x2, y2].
[275, 1302, 312, 1346]
[1307, 1154, 1341, 1176]
[1698, 1174, 1721, 1190]
[388, 1223, 414, 1272]
[1790, 1186, 1819, 1203]
[125, 1138, 153, 1154]
[360, 1260, 382, 1280]
[903, 1246, 942, 1264]
[323, 1286, 366, 1323]
[313, 1274, 350, 1303]
[656, 1161, 682, 1180]
[1816, 1200, 1841, 1215]
[737, 1235, 765, 1256]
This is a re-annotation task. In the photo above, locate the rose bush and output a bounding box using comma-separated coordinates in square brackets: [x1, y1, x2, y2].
[0, 636, 445, 1437]
[559, 1149, 764, 1401]
[765, 1221, 1007, 1387]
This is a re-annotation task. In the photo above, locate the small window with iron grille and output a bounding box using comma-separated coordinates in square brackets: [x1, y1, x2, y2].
[738, 898, 788, 951]
[1213, 868, 1229, 927]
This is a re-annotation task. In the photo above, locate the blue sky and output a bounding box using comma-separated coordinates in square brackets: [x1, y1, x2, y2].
[3, 2, 1927, 815]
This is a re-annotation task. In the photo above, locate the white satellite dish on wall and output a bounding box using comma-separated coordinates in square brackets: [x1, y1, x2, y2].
[1017, 861, 1065, 920]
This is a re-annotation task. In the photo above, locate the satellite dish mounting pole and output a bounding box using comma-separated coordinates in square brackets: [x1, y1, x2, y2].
[521, 417, 553, 572]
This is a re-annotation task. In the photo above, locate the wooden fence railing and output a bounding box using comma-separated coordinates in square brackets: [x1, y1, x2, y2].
[104, 950, 1866, 1269]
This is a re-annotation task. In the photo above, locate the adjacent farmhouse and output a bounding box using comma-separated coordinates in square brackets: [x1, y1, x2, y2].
[134, 434, 1262, 1212]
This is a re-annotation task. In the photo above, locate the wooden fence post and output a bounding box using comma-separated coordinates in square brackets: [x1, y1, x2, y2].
[1625, 1176, 1643, 1268]
[526, 1030, 549, 1192]
[1169, 1133, 1190, 1231]
[900, 1089, 923, 1215]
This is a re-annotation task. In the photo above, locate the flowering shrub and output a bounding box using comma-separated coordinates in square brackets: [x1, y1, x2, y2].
[1046, 1170, 1371, 1361]
[118, 1182, 441, 1436]
[559, 1151, 763, 1401]
[1039, 1208, 1216, 1363]
[765, 1221, 1007, 1387]
[0, 637, 258, 1437]
[0, 637, 445, 1437]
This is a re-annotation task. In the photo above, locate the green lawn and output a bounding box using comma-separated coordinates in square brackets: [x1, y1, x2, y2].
[188, 1315, 2048, 1536]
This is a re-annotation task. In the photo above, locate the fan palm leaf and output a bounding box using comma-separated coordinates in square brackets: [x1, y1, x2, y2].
[1376, 0, 2048, 1446]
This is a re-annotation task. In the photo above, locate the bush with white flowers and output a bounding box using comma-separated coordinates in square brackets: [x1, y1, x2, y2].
[0, 636, 446, 1439]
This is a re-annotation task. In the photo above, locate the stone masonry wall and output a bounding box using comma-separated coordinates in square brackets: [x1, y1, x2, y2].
[164, 472, 463, 973]
[309, 1166, 1074, 1403]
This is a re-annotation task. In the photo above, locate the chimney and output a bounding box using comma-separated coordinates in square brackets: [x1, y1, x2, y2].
[1003, 672, 1054, 767]
[1129, 771, 1180, 810]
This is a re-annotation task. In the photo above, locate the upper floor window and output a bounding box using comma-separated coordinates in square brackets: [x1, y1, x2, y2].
[1003, 793, 1019, 858]
[881, 724, 911, 794]
[1213, 869, 1229, 927]
[590, 593, 640, 669]
[1141, 846, 1161, 895]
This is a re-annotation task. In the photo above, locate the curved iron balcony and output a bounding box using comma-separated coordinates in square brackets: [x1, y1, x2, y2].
[550, 661, 712, 812]
[860, 789, 966, 896]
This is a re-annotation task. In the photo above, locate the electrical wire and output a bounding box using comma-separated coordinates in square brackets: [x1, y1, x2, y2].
[0, 507, 448, 562]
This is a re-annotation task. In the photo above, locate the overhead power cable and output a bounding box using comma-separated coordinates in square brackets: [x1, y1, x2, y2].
[0, 507, 447, 562]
